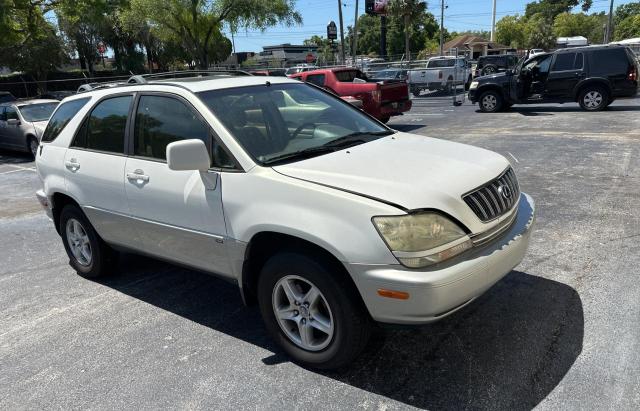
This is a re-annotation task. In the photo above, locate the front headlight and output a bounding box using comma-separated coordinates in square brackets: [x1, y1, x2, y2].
[372, 213, 472, 268]
[469, 81, 479, 90]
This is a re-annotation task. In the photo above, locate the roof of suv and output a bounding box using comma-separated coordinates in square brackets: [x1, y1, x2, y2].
[0, 98, 59, 107]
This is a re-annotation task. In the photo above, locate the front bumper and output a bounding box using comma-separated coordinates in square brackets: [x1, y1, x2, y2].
[346, 193, 535, 325]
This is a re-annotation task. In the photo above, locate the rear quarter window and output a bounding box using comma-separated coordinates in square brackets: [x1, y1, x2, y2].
[41, 98, 90, 143]
[590, 49, 630, 75]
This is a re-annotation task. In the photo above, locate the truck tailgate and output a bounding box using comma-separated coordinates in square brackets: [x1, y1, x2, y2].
[379, 81, 409, 103]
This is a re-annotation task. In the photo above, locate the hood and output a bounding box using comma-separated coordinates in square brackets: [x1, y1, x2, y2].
[31, 121, 48, 139]
[273, 132, 510, 213]
[477, 72, 508, 82]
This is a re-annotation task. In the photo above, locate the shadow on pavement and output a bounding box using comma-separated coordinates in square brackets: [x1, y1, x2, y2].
[508, 105, 640, 114]
[0, 149, 34, 164]
[101, 255, 583, 410]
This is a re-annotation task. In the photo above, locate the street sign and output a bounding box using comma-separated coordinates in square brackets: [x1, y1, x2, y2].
[306, 53, 315, 63]
[327, 21, 337, 40]
[365, 0, 389, 15]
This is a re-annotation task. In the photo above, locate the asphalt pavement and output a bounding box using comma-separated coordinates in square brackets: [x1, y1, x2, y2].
[1, 96, 639, 410]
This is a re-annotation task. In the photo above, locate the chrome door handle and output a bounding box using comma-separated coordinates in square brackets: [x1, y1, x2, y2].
[65, 159, 80, 171]
[127, 170, 150, 183]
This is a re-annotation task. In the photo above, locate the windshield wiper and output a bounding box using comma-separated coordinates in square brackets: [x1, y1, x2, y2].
[262, 145, 338, 166]
[322, 130, 394, 148]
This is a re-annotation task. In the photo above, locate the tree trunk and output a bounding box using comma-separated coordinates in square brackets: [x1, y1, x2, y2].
[404, 14, 411, 64]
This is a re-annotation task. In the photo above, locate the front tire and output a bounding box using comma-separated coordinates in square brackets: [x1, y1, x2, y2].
[60, 205, 117, 278]
[257, 251, 372, 370]
[27, 136, 38, 158]
[578, 86, 608, 111]
[478, 90, 503, 113]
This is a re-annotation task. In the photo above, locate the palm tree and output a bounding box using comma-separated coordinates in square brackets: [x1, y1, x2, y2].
[388, 0, 428, 64]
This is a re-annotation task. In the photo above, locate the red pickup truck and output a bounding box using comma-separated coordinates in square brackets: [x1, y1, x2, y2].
[290, 68, 411, 123]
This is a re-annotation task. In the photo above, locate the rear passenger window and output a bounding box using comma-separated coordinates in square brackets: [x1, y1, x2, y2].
[591, 49, 629, 74]
[552, 53, 576, 71]
[78, 96, 131, 154]
[5, 107, 19, 120]
[41, 98, 90, 143]
[134, 95, 209, 161]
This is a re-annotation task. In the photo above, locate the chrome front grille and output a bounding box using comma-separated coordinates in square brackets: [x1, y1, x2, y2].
[463, 167, 520, 222]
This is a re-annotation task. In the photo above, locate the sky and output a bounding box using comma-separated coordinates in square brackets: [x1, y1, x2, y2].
[225, 0, 634, 52]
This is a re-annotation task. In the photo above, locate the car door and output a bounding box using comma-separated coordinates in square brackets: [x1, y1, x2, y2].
[3, 106, 24, 148]
[124, 93, 231, 276]
[545, 52, 584, 99]
[64, 94, 138, 249]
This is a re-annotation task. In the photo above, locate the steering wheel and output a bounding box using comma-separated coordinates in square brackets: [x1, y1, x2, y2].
[291, 122, 317, 139]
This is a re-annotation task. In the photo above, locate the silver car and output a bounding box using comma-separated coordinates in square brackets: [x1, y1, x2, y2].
[0, 99, 59, 157]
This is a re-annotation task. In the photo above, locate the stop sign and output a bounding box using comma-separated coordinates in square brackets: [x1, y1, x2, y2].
[306, 53, 315, 63]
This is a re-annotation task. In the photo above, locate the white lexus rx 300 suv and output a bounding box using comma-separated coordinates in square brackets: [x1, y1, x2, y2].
[35, 72, 535, 369]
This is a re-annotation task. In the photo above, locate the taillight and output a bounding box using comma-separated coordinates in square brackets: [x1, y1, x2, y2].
[371, 89, 381, 103]
[629, 65, 638, 81]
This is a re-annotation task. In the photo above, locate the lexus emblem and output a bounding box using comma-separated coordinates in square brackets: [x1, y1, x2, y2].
[498, 184, 512, 200]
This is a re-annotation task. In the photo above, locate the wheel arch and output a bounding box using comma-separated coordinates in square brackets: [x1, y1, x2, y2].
[50, 192, 81, 234]
[240, 231, 365, 308]
[574, 79, 612, 102]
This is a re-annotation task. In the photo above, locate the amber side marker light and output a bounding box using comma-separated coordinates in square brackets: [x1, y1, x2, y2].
[377, 289, 410, 300]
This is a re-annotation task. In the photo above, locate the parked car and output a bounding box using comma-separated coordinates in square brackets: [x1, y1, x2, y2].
[35, 73, 535, 369]
[36, 90, 76, 101]
[291, 67, 411, 122]
[474, 54, 520, 77]
[0, 99, 59, 157]
[249, 69, 287, 77]
[0, 91, 16, 103]
[469, 45, 639, 112]
[369, 68, 407, 82]
[285, 64, 318, 76]
[407, 56, 472, 96]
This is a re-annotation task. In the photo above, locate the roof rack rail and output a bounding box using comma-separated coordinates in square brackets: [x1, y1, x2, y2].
[77, 81, 129, 93]
[127, 70, 252, 84]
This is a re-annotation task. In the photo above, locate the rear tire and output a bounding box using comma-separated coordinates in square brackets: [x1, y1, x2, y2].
[60, 205, 117, 279]
[578, 86, 608, 111]
[257, 251, 372, 370]
[478, 90, 503, 113]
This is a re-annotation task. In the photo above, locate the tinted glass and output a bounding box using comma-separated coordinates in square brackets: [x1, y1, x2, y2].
[198, 83, 388, 165]
[334, 70, 367, 82]
[86, 96, 131, 154]
[42, 98, 90, 142]
[18, 103, 58, 122]
[134, 95, 208, 160]
[591, 48, 629, 74]
[428, 59, 455, 68]
[552, 53, 576, 71]
[5, 107, 19, 120]
[0, 108, 5, 121]
[306, 74, 326, 87]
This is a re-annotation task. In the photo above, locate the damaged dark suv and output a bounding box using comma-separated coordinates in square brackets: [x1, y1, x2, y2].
[469, 45, 639, 112]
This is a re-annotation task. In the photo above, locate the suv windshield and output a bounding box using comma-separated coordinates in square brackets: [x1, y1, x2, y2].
[18, 103, 59, 122]
[198, 83, 391, 165]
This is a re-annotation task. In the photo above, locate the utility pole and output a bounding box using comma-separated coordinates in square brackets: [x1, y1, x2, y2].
[439, 0, 445, 56]
[338, 0, 346, 64]
[605, 0, 614, 43]
[490, 0, 497, 41]
[353, 0, 359, 63]
[380, 15, 387, 59]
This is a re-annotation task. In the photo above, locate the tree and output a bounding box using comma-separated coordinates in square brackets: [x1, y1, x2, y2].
[614, 1, 640, 25]
[553, 12, 605, 44]
[387, 0, 428, 62]
[525, 0, 593, 19]
[303, 35, 335, 65]
[615, 14, 640, 40]
[496, 15, 526, 48]
[126, 0, 301, 69]
[524, 13, 557, 49]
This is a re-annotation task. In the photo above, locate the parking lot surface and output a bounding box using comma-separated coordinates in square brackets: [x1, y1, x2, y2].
[1, 97, 639, 410]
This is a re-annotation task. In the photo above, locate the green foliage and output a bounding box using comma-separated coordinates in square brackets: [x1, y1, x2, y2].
[524, 13, 557, 49]
[553, 12, 606, 44]
[615, 14, 640, 40]
[525, 0, 593, 19]
[496, 15, 527, 48]
[614, 1, 640, 25]
[387, 0, 428, 60]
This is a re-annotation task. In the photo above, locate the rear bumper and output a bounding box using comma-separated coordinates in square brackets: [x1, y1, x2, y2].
[346, 193, 535, 325]
[35, 189, 53, 219]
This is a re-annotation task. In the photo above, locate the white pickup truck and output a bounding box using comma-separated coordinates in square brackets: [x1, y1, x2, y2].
[408, 56, 472, 96]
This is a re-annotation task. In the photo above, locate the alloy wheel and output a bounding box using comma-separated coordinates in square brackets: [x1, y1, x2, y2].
[65, 218, 92, 266]
[272, 275, 334, 351]
[482, 94, 497, 111]
[583, 91, 603, 109]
